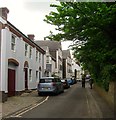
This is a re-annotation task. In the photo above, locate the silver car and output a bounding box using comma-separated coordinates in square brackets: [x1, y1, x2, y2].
[37, 77, 64, 95]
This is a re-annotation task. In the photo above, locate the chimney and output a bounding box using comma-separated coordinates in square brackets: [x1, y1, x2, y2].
[27, 34, 35, 41]
[0, 7, 9, 20]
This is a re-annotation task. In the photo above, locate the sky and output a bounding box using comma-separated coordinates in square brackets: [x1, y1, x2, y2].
[0, 0, 73, 50]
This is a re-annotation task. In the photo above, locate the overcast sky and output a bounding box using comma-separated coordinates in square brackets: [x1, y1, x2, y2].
[0, 0, 73, 50]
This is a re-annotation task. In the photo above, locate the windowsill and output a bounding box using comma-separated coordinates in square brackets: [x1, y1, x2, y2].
[11, 50, 16, 53]
[25, 56, 28, 58]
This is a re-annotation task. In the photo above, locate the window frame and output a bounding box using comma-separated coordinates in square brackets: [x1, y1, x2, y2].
[11, 34, 16, 51]
[29, 46, 32, 59]
[29, 69, 32, 82]
[39, 52, 41, 63]
[25, 43, 28, 57]
[36, 71, 39, 81]
[46, 55, 49, 63]
[36, 50, 38, 61]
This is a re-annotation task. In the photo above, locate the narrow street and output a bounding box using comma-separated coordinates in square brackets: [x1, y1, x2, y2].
[0, 2, 115, 120]
[8, 82, 114, 119]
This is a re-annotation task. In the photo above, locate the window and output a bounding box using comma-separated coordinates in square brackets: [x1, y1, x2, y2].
[36, 71, 38, 81]
[11, 35, 16, 51]
[39, 52, 41, 63]
[29, 46, 32, 58]
[46, 55, 49, 63]
[36, 50, 38, 61]
[29, 69, 32, 81]
[25, 43, 28, 57]
[39, 72, 41, 79]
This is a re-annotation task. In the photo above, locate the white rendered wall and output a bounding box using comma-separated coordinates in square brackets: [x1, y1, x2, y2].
[1, 28, 44, 92]
[51, 59, 55, 75]
[58, 48, 62, 78]
[1, 29, 8, 92]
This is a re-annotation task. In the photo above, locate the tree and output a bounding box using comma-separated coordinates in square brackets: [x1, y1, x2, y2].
[44, 2, 116, 91]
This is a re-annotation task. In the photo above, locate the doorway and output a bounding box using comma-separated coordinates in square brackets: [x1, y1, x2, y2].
[24, 68, 28, 90]
[8, 69, 15, 97]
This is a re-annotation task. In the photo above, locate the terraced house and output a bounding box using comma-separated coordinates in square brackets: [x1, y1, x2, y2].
[35, 40, 63, 78]
[40, 46, 56, 77]
[0, 7, 46, 102]
[62, 50, 72, 79]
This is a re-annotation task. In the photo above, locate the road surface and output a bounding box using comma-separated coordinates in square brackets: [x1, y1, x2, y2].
[7, 82, 114, 119]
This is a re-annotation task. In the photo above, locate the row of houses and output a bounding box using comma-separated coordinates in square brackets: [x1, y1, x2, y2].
[0, 7, 74, 102]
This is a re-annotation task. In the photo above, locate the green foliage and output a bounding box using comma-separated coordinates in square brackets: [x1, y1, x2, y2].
[44, 2, 116, 91]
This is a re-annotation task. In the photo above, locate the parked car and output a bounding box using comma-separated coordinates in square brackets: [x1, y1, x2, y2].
[72, 78, 77, 84]
[67, 78, 74, 85]
[37, 77, 64, 95]
[77, 79, 82, 82]
[61, 79, 70, 89]
[85, 75, 91, 82]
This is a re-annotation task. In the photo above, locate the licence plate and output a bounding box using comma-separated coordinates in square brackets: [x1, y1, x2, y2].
[42, 87, 50, 90]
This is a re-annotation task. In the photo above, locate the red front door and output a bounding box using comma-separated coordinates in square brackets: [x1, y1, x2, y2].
[24, 68, 28, 90]
[8, 69, 15, 97]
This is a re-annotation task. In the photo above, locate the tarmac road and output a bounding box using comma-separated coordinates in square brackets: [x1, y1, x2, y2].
[19, 82, 114, 119]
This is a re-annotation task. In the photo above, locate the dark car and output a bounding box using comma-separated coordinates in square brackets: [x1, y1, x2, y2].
[37, 77, 64, 95]
[67, 78, 74, 85]
[61, 79, 70, 89]
[72, 78, 77, 84]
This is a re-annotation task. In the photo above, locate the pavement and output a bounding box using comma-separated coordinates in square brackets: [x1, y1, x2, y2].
[0, 90, 44, 119]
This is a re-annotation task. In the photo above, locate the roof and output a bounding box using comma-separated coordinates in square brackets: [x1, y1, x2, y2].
[62, 50, 71, 59]
[35, 40, 62, 59]
[40, 46, 48, 51]
[40, 46, 56, 61]
[35, 40, 62, 51]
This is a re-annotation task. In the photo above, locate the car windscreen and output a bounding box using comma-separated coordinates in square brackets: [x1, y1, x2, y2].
[39, 78, 55, 83]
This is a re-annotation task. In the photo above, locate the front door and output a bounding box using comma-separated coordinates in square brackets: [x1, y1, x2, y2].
[8, 69, 15, 97]
[24, 68, 28, 90]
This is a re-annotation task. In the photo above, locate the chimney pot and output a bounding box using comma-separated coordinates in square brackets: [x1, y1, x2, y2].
[28, 34, 35, 41]
[0, 7, 9, 20]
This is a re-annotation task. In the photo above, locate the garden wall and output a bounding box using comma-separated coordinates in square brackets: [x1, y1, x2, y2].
[94, 81, 115, 109]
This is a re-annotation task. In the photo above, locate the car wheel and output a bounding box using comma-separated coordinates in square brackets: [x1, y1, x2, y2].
[39, 92, 43, 96]
[62, 89, 64, 93]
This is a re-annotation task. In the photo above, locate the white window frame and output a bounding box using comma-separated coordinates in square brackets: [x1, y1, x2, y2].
[29, 46, 32, 59]
[46, 55, 49, 63]
[25, 43, 28, 57]
[36, 50, 38, 61]
[39, 52, 41, 63]
[29, 69, 32, 81]
[11, 34, 16, 51]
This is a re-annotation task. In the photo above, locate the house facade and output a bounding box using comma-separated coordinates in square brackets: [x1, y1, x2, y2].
[41, 46, 56, 77]
[62, 50, 72, 79]
[35, 40, 63, 78]
[0, 7, 45, 102]
[71, 58, 82, 80]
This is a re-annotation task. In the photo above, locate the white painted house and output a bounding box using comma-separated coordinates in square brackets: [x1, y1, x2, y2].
[72, 58, 82, 80]
[40, 46, 56, 77]
[0, 7, 45, 102]
[35, 40, 63, 78]
[62, 50, 72, 79]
